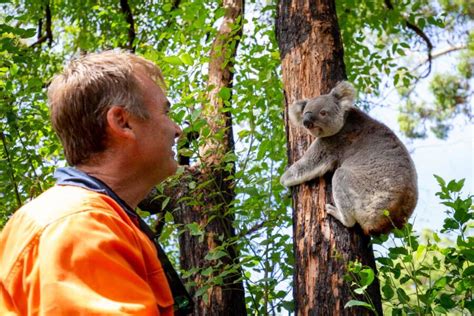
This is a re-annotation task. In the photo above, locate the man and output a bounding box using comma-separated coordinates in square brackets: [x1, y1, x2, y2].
[0, 51, 183, 314]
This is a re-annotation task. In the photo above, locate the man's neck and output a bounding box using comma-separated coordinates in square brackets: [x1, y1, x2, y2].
[76, 164, 152, 209]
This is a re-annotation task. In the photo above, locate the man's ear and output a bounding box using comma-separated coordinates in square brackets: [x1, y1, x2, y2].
[106, 106, 135, 139]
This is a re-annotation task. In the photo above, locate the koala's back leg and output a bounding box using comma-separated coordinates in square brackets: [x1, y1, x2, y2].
[326, 168, 358, 228]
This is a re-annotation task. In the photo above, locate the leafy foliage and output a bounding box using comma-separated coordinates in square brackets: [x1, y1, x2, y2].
[0, 12, 63, 226]
[346, 176, 473, 315]
[0, 0, 471, 314]
[337, 0, 472, 138]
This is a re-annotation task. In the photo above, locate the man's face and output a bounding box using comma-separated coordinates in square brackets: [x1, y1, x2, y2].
[132, 69, 182, 184]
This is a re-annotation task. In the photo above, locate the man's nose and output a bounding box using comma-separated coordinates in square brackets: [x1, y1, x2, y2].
[174, 123, 183, 138]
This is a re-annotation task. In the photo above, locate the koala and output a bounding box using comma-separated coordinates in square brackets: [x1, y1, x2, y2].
[280, 81, 418, 235]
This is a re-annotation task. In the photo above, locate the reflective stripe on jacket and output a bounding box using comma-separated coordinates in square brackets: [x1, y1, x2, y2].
[0, 185, 174, 315]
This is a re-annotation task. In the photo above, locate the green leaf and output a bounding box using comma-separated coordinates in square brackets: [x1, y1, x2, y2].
[163, 56, 183, 65]
[179, 53, 194, 66]
[195, 285, 209, 297]
[359, 268, 375, 287]
[461, 249, 474, 261]
[447, 179, 462, 192]
[434, 277, 447, 289]
[354, 287, 367, 295]
[201, 266, 213, 276]
[434, 174, 446, 188]
[21, 28, 36, 38]
[462, 265, 474, 277]
[382, 282, 394, 300]
[344, 300, 373, 309]
[433, 306, 448, 314]
[186, 222, 202, 236]
[205, 250, 228, 261]
[396, 288, 410, 304]
[376, 257, 392, 266]
[439, 293, 456, 309]
[218, 87, 231, 101]
[389, 247, 408, 257]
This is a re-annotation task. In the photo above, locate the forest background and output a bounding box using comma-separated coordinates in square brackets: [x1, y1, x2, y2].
[0, 0, 472, 314]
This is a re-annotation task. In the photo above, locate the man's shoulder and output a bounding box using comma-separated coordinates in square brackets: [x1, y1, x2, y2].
[0, 185, 134, 280]
[22, 185, 124, 226]
[1, 185, 129, 246]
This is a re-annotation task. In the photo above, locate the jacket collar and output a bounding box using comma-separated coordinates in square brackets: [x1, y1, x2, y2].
[54, 167, 138, 221]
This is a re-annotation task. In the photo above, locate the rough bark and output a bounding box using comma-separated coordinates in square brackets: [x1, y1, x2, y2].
[143, 0, 247, 314]
[276, 0, 383, 315]
[174, 1, 247, 313]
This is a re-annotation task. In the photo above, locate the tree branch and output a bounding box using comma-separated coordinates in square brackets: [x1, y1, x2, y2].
[199, 0, 244, 165]
[238, 221, 266, 238]
[177, 125, 199, 166]
[120, 0, 136, 52]
[30, 2, 52, 48]
[398, 44, 468, 99]
[1, 131, 22, 208]
[413, 44, 467, 71]
[10, 124, 44, 194]
[384, 0, 433, 78]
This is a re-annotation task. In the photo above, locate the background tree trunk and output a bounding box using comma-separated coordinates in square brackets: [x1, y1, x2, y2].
[276, 0, 383, 315]
[143, 0, 247, 315]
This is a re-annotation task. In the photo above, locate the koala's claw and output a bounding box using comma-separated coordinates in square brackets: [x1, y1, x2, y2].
[325, 203, 338, 215]
[326, 203, 356, 228]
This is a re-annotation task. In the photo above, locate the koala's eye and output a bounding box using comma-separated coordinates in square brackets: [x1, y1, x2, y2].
[320, 110, 327, 117]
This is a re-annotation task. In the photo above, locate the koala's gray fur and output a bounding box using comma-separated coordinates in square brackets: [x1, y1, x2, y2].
[280, 81, 418, 235]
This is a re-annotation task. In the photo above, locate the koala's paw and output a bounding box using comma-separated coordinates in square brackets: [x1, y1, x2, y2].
[325, 203, 356, 228]
[280, 175, 291, 187]
[280, 170, 294, 187]
[325, 204, 338, 216]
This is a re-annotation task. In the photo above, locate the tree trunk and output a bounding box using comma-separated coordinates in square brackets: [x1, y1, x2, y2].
[164, 0, 247, 314]
[276, 0, 383, 315]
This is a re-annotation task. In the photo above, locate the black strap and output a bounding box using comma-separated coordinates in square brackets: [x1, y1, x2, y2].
[136, 216, 194, 315]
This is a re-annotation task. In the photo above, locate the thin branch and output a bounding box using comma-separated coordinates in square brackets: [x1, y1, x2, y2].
[399, 45, 467, 99]
[30, 36, 48, 48]
[413, 44, 467, 71]
[45, 3, 52, 46]
[30, 2, 52, 48]
[120, 0, 136, 52]
[238, 221, 266, 238]
[384, 0, 433, 78]
[37, 18, 42, 41]
[11, 124, 44, 193]
[1, 131, 22, 208]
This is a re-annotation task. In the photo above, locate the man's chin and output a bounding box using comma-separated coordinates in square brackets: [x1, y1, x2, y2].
[151, 161, 179, 184]
[167, 160, 179, 176]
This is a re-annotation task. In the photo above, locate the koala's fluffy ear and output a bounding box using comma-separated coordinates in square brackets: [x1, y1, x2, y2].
[330, 81, 356, 109]
[288, 100, 307, 127]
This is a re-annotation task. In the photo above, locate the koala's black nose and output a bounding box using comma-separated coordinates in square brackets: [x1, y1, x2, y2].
[303, 113, 315, 129]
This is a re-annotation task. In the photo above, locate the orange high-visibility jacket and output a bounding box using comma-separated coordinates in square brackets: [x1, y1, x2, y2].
[0, 185, 174, 315]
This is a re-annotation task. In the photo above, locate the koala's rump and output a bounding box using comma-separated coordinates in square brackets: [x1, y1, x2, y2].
[332, 109, 417, 234]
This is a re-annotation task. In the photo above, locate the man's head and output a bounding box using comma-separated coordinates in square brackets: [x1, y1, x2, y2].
[48, 51, 168, 166]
